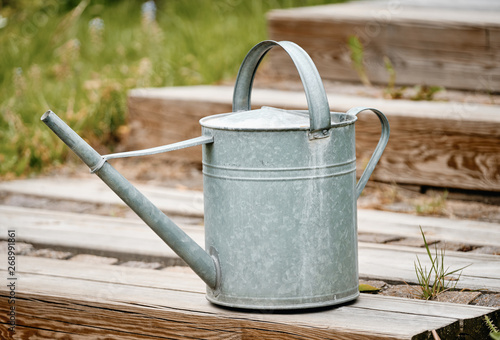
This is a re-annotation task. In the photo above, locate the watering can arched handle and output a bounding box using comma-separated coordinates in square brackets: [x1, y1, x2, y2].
[233, 40, 331, 134]
[347, 107, 390, 199]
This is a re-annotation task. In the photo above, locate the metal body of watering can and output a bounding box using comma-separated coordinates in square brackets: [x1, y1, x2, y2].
[42, 40, 389, 310]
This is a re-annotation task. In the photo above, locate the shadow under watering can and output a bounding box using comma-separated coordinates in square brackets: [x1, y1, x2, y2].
[42, 40, 389, 310]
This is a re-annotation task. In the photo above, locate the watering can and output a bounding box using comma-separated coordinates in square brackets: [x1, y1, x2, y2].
[42, 40, 389, 310]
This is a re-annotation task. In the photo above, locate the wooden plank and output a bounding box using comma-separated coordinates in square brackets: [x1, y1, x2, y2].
[0, 177, 204, 217]
[358, 243, 500, 292]
[1, 256, 497, 339]
[3, 177, 500, 247]
[358, 209, 500, 248]
[126, 85, 500, 191]
[267, 2, 500, 92]
[0, 205, 203, 264]
[127, 91, 233, 163]
[1, 205, 499, 291]
[396, 0, 500, 11]
[8, 255, 499, 323]
[0, 290, 449, 339]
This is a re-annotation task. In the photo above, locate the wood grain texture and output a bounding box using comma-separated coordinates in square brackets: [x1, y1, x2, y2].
[267, 2, 500, 91]
[2, 179, 500, 247]
[127, 92, 232, 162]
[0, 176, 204, 217]
[1, 205, 499, 291]
[0, 257, 497, 339]
[0, 292, 423, 340]
[127, 86, 500, 191]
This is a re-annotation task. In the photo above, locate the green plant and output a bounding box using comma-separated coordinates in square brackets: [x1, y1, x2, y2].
[411, 85, 443, 101]
[414, 191, 448, 215]
[347, 35, 371, 86]
[383, 56, 405, 99]
[484, 315, 500, 340]
[414, 226, 470, 300]
[0, 0, 346, 178]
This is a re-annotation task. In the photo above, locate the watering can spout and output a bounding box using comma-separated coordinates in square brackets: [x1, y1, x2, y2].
[41, 110, 220, 290]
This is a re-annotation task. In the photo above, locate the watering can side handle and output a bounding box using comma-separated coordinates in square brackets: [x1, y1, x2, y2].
[103, 136, 213, 161]
[346, 107, 390, 199]
[88, 135, 214, 173]
[232, 40, 331, 134]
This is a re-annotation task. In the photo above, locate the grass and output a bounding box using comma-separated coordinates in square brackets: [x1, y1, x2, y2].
[383, 56, 404, 99]
[484, 315, 500, 340]
[414, 190, 448, 215]
[0, 0, 343, 178]
[347, 34, 444, 100]
[347, 35, 371, 87]
[414, 226, 470, 300]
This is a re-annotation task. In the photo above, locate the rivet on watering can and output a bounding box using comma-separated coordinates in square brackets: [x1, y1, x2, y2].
[322, 129, 328, 135]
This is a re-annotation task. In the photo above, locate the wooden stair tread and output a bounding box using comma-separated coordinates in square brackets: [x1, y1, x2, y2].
[2, 178, 500, 246]
[125, 85, 500, 191]
[267, 1, 500, 92]
[0, 176, 204, 217]
[0, 255, 497, 339]
[128, 85, 500, 124]
[268, 1, 500, 26]
[1, 204, 499, 291]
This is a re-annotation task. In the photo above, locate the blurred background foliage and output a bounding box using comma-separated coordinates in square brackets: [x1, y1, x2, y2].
[0, 0, 343, 178]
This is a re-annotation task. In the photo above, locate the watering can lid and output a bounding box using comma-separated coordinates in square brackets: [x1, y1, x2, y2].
[200, 106, 354, 131]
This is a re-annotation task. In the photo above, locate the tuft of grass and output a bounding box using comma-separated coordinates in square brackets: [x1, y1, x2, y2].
[383, 56, 405, 99]
[347, 35, 371, 87]
[414, 191, 448, 215]
[0, 0, 345, 178]
[411, 84, 443, 101]
[414, 226, 470, 300]
[347, 39, 443, 101]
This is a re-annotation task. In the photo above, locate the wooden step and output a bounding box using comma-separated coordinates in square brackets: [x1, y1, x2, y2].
[2, 205, 499, 291]
[2, 178, 500, 247]
[127, 85, 500, 191]
[3, 178, 500, 246]
[267, 1, 500, 92]
[0, 177, 204, 217]
[0, 256, 497, 339]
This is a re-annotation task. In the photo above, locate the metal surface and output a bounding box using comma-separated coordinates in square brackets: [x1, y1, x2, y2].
[199, 40, 390, 309]
[41, 39, 390, 311]
[88, 136, 214, 173]
[201, 106, 356, 131]
[102, 135, 214, 161]
[201, 124, 360, 309]
[232, 40, 331, 135]
[348, 107, 390, 198]
[41, 111, 219, 290]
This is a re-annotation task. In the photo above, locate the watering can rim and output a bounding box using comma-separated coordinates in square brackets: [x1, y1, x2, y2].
[199, 106, 357, 131]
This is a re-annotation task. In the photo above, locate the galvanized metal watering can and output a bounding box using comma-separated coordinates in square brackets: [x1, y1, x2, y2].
[42, 40, 389, 310]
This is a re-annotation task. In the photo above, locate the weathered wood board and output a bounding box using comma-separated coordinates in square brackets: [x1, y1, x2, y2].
[267, 2, 500, 91]
[0, 176, 204, 217]
[2, 178, 500, 247]
[0, 256, 497, 339]
[2, 205, 499, 291]
[127, 86, 500, 191]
